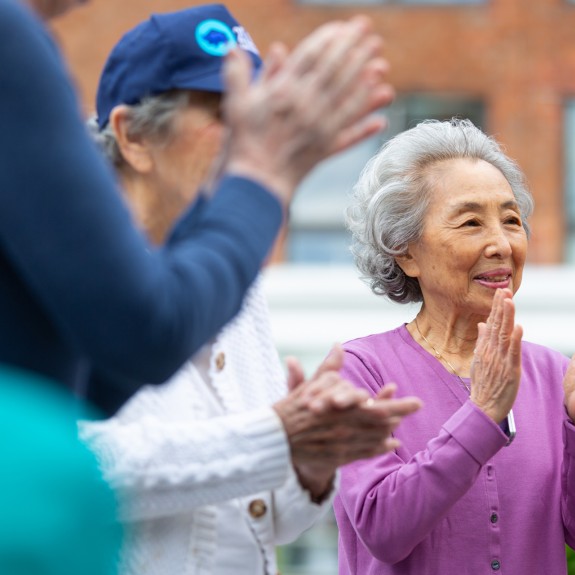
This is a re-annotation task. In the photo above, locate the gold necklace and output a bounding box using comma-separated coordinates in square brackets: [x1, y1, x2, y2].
[414, 317, 471, 394]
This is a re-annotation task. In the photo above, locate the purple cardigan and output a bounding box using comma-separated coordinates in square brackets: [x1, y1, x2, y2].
[335, 324, 575, 575]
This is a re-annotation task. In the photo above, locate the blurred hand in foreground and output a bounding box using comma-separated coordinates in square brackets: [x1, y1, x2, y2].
[275, 345, 422, 500]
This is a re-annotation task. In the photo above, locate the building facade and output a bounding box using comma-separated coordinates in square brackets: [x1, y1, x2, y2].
[53, 0, 575, 264]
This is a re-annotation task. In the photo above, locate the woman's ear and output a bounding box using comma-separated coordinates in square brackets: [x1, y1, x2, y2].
[395, 247, 420, 279]
[109, 105, 154, 174]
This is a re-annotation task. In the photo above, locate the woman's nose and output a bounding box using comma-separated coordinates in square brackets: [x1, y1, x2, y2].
[484, 225, 513, 258]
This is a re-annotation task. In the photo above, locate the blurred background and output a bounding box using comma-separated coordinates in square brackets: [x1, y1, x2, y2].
[51, 0, 575, 572]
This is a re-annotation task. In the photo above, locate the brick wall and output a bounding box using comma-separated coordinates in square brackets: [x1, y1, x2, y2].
[51, 0, 575, 263]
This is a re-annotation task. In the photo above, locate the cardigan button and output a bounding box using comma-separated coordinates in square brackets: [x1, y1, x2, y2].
[248, 499, 267, 518]
[214, 352, 226, 371]
[491, 559, 501, 571]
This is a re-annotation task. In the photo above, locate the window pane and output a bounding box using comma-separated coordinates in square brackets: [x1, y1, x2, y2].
[287, 94, 485, 264]
[287, 128, 384, 265]
[287, 229, 354, 264]
[391, 93, 485, 132]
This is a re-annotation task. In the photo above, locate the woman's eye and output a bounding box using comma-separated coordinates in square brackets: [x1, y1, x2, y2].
[505, 216, 522, 226]
[462, 219, 480, 227]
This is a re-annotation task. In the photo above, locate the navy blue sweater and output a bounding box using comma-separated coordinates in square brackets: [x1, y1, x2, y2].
[0, 0, 282, 412]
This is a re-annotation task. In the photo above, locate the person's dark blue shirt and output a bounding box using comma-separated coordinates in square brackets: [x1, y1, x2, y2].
[0, 0, 282, 413]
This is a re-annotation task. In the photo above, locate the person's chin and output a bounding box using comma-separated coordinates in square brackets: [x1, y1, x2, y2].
[45, 0, 89, 20]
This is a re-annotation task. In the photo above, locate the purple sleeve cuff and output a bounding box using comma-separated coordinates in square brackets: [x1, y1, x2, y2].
[443, 400, 508, 464]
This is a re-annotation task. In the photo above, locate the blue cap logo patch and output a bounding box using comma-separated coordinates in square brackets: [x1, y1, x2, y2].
[196, 19, 237, 57]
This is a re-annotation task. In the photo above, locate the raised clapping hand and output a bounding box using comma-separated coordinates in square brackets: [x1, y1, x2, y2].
[273, 344, 422, 500]
[470, 288, 523, 423]
[220, 15, 394, 206]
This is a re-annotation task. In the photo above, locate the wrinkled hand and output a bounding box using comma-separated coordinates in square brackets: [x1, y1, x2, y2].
[284, 342, 345, 393]
[470, 288, 523, 423]
[562, 354, 575, 421]
[221, 15, 394, 206]
[274, 345, 421, 499]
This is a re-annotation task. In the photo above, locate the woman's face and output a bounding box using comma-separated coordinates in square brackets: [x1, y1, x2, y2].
[400, 157, 528, 318]
[149, 93, 223, 201]
[140, 92, 224, 243]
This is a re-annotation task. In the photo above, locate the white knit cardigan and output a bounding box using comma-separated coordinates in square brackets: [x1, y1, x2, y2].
[80, 277, 334, 574]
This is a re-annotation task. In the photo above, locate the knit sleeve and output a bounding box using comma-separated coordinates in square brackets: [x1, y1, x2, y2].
[271, 467, 339, 545]
[79, 407, 290, 521]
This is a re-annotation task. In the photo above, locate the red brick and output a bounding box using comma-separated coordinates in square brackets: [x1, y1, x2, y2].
[52, 0, 575, 263]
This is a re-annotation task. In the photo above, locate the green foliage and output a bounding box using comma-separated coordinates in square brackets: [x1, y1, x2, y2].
[568, 546, 575, 574]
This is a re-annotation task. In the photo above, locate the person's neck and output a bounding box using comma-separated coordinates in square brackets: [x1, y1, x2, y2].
[407, 306, 482, 378]
[119, 174, 172, 246]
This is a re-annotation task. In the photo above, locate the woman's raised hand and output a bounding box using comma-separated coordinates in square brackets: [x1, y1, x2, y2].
[470, 288, 523, 423]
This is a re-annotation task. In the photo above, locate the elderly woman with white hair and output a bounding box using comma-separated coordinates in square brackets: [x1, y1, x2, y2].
[334, 118, 575, 575]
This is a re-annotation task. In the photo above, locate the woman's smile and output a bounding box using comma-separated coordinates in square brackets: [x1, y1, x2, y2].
[473, 267, 512, 289]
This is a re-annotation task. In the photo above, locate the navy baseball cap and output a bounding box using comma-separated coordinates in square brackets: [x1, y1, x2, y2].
[96, 4, 262, 129]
